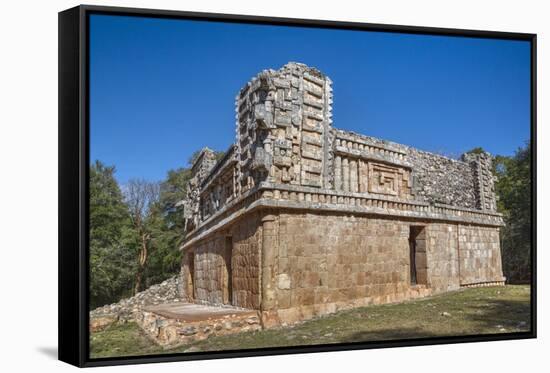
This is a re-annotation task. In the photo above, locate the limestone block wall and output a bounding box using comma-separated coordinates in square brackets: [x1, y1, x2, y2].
[255, 210, 504, 326]
[458, 225, 504, 285]
[192, 236, 227, 305]
[181, 205, 504, 326]
[181, 213, 262, 309]
[264, 212, 429, 325]
[425, 224, 461, 293]
[230, 213, 262, 309]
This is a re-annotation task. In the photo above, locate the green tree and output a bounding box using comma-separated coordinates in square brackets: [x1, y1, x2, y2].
[464, 144, 531, 283]
[142, 167, 193, 286]
[494, 142, 531, 283]
[90, 148, 226, 302]
[89, 161, 135, 308]
[141, 150, 225, 286]
[156, 170, 191, 271]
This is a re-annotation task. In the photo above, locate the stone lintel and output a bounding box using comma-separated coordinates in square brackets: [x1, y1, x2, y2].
[261, 213, 277, 223]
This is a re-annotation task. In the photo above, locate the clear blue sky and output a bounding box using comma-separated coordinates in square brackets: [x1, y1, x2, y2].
[90, 14, 531, 184]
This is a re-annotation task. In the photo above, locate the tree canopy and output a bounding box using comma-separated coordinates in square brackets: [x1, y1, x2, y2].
[89, 161, 135, 309]
[89, 149, 226, 308]
[493, 142, 531, 283]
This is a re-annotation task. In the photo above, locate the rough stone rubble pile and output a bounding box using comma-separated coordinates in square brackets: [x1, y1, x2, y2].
[89, 276, 182, 331]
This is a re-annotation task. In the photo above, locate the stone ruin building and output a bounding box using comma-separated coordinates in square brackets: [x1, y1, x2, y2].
[136, 62, 505, 345]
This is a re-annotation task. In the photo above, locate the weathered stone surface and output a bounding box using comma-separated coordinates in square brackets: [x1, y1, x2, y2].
[180, 212, 261, 310]
[144, 62, 506, 337]
[181, 62, 500, 241]
[90, 276, 183, 324]
[136, 304, 261, 346]
[179, 326, 197, 336]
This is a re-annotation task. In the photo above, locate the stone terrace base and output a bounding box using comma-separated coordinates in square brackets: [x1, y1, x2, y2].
[460, 281, 506, 288]
[263, 284, 433, 327]
[136, 302, 261, 346]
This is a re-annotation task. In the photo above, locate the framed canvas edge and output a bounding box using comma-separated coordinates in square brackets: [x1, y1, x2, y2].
[58, 4, 538, 368]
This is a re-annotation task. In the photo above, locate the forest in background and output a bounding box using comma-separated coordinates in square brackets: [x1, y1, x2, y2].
[89, 143, 532, 310]
[89, 150, 224, 309]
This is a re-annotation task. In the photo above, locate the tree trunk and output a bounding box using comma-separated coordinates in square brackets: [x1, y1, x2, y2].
[133, 233, 149, 295]
[134, 269, 143, 295]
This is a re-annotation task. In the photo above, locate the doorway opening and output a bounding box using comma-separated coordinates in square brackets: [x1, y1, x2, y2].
[224, 236, 233, 305]
[187, 252, 195, 300]
[409, 226, 427, 285]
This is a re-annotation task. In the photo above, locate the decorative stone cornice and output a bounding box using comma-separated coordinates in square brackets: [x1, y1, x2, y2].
[181, 182, 504, 251]
[333, 145, 413, 169]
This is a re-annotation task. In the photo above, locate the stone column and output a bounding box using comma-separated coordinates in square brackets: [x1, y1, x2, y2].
[334, 155, 342, 191]
[232, 167, 237, 199]
[260, 213, 279, 327]
[349, 159, 358, 193]
[358, 159, 368, 193]
[342, 158, 350, 192]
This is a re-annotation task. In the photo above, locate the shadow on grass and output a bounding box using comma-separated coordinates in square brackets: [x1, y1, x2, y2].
[344, 327, 439, 343]
[465, 298, 531, 332]
[345, 297, 531, 343]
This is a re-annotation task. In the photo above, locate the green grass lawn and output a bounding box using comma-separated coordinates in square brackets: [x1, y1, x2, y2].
[90, 285, 531, 358]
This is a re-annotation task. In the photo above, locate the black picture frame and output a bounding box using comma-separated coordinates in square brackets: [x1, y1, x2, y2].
[58, 4, 537, 368]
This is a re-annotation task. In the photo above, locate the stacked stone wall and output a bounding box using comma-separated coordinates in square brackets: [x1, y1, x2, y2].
[193, 236, 228, 305]
[408, 148, 478, 208]
[458, 225, 504, 285]
[137, 308, 261, 347]
[230, 213, 262, 309]
[181, 213, 262, 309]
[180, 208, 504, 327]
[425, 224, 461, 293]
[263, 212, 431, 325]
[255, 211, 505, 326]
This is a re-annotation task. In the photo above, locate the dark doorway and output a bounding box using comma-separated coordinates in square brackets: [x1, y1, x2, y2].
[409, 226, 427, 285]
[224, 236, 233, 305]
[188, 252, 195, 300]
